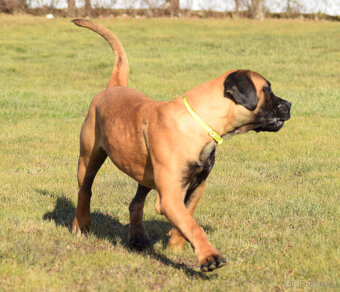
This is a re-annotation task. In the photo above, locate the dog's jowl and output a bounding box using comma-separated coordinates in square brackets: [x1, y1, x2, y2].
[71, 19, 291, 272]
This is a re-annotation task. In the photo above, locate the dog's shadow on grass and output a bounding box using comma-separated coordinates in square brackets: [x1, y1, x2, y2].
[38, 189, 215, 280]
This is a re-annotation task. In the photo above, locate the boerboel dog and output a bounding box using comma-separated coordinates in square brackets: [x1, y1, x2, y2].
[71, 19, 291, 272]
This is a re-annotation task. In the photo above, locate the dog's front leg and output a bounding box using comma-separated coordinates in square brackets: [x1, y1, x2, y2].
[156, 175, 226, 272]
[168, 181, 206, 250]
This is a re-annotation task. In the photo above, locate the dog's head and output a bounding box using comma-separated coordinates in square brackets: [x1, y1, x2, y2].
[223, 70, 291, 132]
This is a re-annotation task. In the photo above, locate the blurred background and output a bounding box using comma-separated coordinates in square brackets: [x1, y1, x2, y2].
[1, 0, 339, 19]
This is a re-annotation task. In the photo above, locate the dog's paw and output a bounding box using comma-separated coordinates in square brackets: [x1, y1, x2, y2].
[200, 254, 226, 272]
[167, 228, 187, 251]
[71, 218, 90, 237]
[129, 232, 150, 251]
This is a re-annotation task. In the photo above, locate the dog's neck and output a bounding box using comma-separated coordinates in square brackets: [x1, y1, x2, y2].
[184, 72, 239, 138]
[199, 140, 217, 162]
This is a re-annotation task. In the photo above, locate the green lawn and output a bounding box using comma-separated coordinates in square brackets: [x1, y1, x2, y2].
[0, 15, 339, 290]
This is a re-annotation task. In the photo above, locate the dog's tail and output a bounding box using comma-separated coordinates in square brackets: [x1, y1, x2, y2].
[72, 19, 129, 88]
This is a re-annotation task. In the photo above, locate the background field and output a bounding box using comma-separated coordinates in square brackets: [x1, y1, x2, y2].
[0, 15, 339, 291]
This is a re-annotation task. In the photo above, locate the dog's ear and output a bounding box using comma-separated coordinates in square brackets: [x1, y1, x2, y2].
[223, 70, 258, 111]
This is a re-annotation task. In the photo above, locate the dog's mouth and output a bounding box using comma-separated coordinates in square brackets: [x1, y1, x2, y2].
[254, 117, 287, 132]
[269, 117, 285, 128]
[252, 94, 291, 133]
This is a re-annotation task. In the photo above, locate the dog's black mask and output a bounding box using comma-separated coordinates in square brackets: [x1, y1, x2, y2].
[254, 84, 291, 132]
[224, 70, 291, 132]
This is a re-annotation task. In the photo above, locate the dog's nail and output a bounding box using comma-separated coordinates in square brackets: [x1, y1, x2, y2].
[200, 264, 209, 272]
[216, 257, 226, 268]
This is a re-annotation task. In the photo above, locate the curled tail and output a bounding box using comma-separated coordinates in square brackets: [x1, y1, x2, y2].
[72, 19, 129, 88]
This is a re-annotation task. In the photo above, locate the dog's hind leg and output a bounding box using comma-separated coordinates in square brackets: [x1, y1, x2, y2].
[168, 182, 206, 250]
[128, 184, 151, 250]
[72, 147, 107, 236]
[72, 113, 107, 236]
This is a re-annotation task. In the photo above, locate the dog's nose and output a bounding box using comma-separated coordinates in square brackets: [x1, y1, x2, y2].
[277, 100, 291, 120]
[279, 100, 291, 112]
[281, 100, 291, 120]
[285, 100, 292, 111]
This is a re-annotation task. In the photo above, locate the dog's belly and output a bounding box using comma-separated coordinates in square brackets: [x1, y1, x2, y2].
[96, 87, 156, 188]
[104, 134, 155, 189]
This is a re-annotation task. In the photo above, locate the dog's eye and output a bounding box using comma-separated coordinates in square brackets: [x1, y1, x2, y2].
[263, 86, 271, 94]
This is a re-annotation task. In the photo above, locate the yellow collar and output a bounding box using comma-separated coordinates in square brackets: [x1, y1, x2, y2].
[183, 96, 223, 145]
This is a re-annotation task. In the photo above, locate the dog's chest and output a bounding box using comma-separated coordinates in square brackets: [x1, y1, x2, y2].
[182, 145, 216, 202]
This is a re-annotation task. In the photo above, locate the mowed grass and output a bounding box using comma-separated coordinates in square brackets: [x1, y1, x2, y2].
[0, 15, 339, 290]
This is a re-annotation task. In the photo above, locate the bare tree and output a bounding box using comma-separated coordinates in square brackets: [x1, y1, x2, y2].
[0, 0, 26, 12]
[223, 0, 240, 15]
[199, 0, 220, 13]
[286, 0, 304, 14]
[142, 0, 165, 10]
[166, 0, 179, 16]
[68, 0, 76, 16]
[229, 0, 248, 16]
[122, 0, 140, 14]
[92, 0, 117, 10]
[312, 0, 332, 14]
[266, 0, 305, 16]
[230, 0, 263, 17]
[85, 0, 92, 16]
[250, 0, 265, 19]
[181, 0, 193, 16]
[182, 0, 193, 10]
[142, 0, 166, 16]
[234, 0, 239, 15]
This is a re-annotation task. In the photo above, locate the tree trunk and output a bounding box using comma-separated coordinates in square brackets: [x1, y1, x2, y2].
[250, 0, 265, 19]
[234, 0, 239, 16]
[168, 0, 179, 16]
[85, 0, 92, 16]
[287, 0, 291, 13]
[68, 0, 76, 17]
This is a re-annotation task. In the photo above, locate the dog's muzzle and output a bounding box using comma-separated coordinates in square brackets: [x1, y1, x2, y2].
[254, 98, 291, 132]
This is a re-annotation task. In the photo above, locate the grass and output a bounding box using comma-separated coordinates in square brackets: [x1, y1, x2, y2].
[0, 15, 339, 290]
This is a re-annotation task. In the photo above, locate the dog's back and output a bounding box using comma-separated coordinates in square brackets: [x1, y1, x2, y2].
[72, 20, 158, 189]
